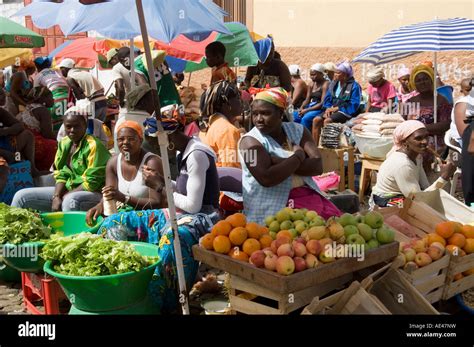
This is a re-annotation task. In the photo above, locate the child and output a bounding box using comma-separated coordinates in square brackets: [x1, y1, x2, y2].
[205, 42, 236, 85]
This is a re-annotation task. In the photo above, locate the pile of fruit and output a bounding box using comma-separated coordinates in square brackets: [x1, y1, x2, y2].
[199, 209, 396, 276]
[398, 221, 474, 281]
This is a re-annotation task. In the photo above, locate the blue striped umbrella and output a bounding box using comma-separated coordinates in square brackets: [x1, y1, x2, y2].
[353, 17, 474, 65]
[353, 17, 474, 128]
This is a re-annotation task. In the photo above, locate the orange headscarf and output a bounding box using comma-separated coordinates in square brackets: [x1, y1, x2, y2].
[116, 120, 143, 140]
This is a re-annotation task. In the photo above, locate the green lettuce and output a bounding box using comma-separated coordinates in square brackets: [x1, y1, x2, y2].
[0, 203, 51, 244]
[41, 233, 159, 276]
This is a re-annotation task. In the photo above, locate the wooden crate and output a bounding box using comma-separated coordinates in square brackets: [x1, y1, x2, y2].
[302, 265, 438, 315]
[228, 273, 352, 314]
[377, 198, 451, 303]
[443, 253, 474, 300]
[192, 242, 399, 294]
[399, 254, 450, 304]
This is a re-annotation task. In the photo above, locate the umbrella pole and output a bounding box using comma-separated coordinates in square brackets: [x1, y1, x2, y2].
[434, 51, 438, 151]
[187, 72, 192, 87]
[135, 0, 190, 315]
[130, 38, 135, 88]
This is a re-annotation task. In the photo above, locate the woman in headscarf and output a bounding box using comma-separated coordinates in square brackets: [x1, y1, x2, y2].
[295, 63, 329, 143]
[5, 59, 36, 115]
[406, 64, 452, 171]
[239, 87, 341, 224]
[396, 66, 418, 104]
[86, 120, 165, 224]
[11, 105, 111, 212]
[371, 120, 456, 207]
[199, 80, 243, 168]
[17, 86, 57, 171]
[134, 50, 181, 108]
[365, 66, 397, 112]
[312, 62, 362, 142]
[95, 110, 220, 313]
[288, 64, 308, 112]
[244, 38, 292, 92]
[33, 56, 69, 132]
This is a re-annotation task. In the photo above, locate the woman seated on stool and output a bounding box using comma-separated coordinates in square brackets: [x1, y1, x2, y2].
[86, 120, 165, 225]
[11, 106, 111, 212]
[371, 120, 456, 208]
[239, 87, 341, 224]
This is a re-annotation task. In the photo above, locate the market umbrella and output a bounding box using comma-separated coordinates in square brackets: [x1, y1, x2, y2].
[142, 22, 259, 73]
[0, 48, 33, 68]
[352, 17, 474, 125]
[15, 0, 230, 43]
[0, 16, 44, 49]
[15, 0, 229, 316]
[48, 37, 126, 69]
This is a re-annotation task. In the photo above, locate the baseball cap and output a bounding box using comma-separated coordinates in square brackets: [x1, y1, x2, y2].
[57, 58, 75, 69]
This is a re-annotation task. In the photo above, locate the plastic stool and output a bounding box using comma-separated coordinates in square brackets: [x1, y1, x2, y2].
[358, 156, 384, 202]
[21, 272, 67, 315]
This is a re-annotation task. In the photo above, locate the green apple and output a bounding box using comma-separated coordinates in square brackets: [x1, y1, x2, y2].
[265, 215, 275, 227]
[366, 239, 380, 250]
[276, 210, 291, 223]
[295, 222, 308, 234]
[309, 216, 326, 227]
[269, 231, 277, 240]
[339, 213, 358, 227]
[300, 208, 308, 214]
[280, 220, 294, 231]
[304, 216, 312, 223]
[269, 221, 280, 233]
[364, 211, 384, 229]
[357, 223, 373, 241]
[376, 227, 395, 244]
[344, 225, 359, 238]
[290, 210, 305, 221]
[305, 211, 319, 220]
[346, 234, 366, 245]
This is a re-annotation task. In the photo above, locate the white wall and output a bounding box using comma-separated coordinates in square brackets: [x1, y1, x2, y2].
[0, 0, 25, 25]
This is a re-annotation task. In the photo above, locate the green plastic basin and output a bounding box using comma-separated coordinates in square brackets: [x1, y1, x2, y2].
[0, 260, 21, 282]
[43, 242, 160, 312]
[2, 212, 103, 273]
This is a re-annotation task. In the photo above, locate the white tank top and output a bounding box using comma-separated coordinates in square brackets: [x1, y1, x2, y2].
[117, 152, 155, 199]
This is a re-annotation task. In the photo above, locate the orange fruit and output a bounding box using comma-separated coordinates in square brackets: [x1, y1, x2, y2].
[225, 213, 247, 228]
[229, 227, 248, 246]
[213, 235, 231, 254]
[463, 238, 474, 254]
[427, 233, 446, 247]
[460, 225, 474, 239]
[242, 238, 261, 256]
[277, 230, 293, 240]
[435, 221, 457, 239]
[199, 234, 215, 250]
[448, 233, 466, 248]
[211, 221, 232, 237]
[453, 222, 463, 233]
[259, 234, 273, 249]
[463, 268, 474, 276]
[228, 248, 249, 262]
[260, 226, 269, 234]
[454, 273, 464, 281]
[246, 222, 263, 239]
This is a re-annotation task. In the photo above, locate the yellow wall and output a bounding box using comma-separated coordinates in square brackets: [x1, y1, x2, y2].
[250, 0, 474, 47]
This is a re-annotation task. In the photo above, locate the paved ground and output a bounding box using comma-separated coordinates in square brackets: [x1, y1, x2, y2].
[0, 281, 27, 315]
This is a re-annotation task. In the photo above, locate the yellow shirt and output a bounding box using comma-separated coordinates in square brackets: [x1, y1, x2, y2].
[199, 114, 241, 168]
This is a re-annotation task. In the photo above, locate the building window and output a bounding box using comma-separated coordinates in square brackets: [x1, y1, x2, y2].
[213, 0, 247, 25]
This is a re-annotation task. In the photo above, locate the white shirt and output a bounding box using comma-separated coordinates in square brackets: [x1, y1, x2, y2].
[111, 62, 131, 94]
[449, 95, 474, 146]
[173, 138, 216, 214]
[67, 69, 104, 98]
[34, 68, 68, 91]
